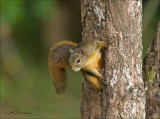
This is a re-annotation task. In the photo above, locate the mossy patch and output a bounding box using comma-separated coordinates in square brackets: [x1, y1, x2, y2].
[147, 68, 155, 82]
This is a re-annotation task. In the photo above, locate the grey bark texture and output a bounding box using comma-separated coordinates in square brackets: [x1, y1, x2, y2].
[81, 0, 146, 118]
[145, 19, 160, 119]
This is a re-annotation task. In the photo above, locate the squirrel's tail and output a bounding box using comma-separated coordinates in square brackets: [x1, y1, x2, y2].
[48, 41, 77, 94]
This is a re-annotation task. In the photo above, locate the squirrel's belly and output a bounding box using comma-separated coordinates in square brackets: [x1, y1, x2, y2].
[83, 51, 102, 71]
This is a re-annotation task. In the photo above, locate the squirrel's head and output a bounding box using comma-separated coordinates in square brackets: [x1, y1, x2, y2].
[69, 48, 86, 72]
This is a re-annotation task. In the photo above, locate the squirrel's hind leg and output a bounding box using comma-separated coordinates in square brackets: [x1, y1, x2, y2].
[82, 72, 102, 91]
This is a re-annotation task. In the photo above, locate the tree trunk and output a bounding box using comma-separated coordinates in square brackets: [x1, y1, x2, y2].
[81, 0, 145, 118]
[145, 19, 160, 119]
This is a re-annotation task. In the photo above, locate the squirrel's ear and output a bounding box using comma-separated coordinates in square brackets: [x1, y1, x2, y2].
[69, 48, 74, 53]
[78, 49, 85, 56]
[94, 41, 108, 49]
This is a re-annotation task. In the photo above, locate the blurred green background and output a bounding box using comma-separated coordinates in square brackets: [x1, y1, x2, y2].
[0, 0, 159, 118]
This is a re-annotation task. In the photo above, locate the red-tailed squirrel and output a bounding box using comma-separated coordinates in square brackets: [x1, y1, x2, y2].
[48, 40, 108, 94]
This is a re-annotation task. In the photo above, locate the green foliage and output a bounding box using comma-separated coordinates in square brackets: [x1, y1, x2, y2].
[1, 0, 25, 26]
[30, 1, 57, 20]
[0, 0, 57, 26]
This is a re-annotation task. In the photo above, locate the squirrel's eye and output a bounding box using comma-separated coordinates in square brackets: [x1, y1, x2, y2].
[76, 58, 80, 63]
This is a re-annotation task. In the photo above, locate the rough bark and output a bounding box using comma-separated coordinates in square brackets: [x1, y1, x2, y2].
[81, 0, 145, 118]
[145, 19, 160, 119]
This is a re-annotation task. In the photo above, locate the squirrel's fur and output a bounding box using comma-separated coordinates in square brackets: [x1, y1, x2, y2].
[49, 40, 108, 94]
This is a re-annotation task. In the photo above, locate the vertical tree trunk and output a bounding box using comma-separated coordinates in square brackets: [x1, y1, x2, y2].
[145, 19, 160, 119]
[81, 0, 145, 118]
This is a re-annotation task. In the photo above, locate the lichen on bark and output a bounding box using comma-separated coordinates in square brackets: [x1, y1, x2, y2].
[147, 68, 155, 82]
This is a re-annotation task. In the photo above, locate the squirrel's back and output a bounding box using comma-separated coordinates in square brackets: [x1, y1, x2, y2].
[48, 41, 77, 93]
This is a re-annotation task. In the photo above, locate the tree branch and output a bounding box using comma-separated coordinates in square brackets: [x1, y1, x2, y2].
[145, 19, 160, 119]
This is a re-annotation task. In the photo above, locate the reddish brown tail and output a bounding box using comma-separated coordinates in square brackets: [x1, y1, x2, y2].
[48, 41, 77, 94]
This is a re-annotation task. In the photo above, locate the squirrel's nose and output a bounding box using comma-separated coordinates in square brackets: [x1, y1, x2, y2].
[71, 67, 76, 71]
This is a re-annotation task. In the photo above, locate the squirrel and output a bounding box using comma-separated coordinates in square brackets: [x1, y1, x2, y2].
[48, 40, 108, 94]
